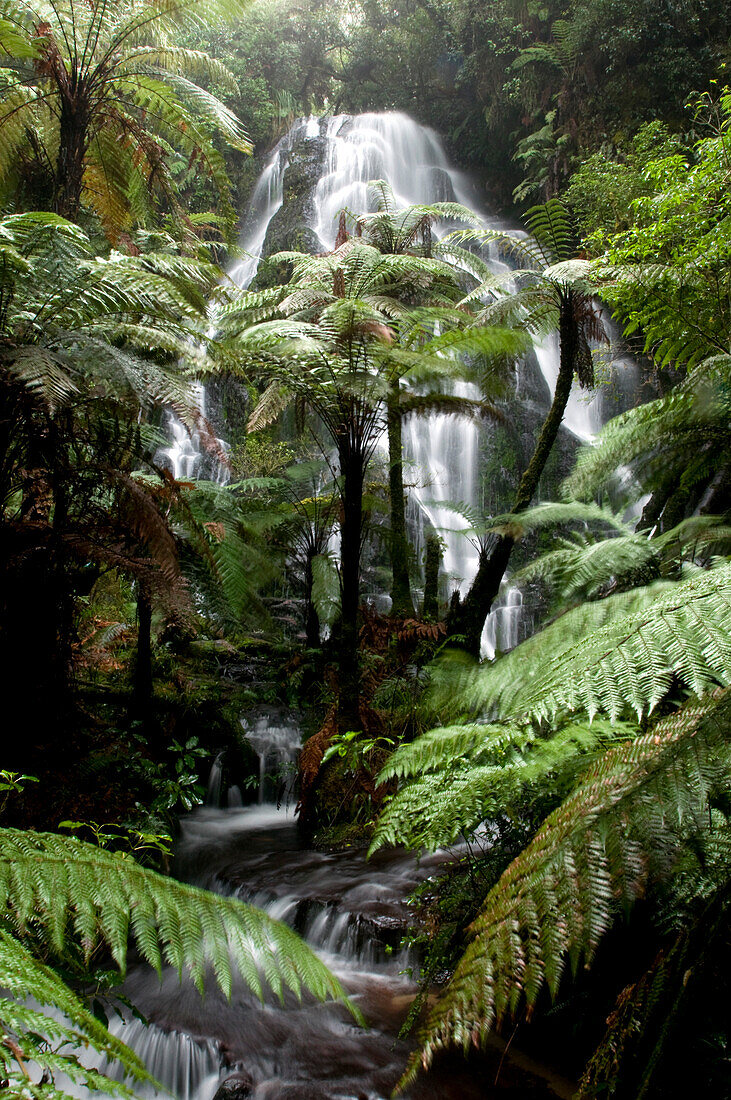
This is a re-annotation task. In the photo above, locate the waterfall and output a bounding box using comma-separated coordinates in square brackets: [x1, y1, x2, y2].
[99, 1018, 220, 1099]
[481, 585, 524, 661]
[240, 711, 302, 804]
[160, 111, 636, 653]
[205, 752, 225, 807]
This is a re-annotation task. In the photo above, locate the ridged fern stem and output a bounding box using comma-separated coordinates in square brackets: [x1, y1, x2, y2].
[387, 385, 413, 616]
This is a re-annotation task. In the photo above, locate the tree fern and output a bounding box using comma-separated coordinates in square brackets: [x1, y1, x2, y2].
[441, 563, 730, 722]
[563, 374, 728, 504]
[402, 691, 731, 1087]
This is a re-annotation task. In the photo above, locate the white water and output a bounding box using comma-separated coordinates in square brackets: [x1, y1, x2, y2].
[240, 711, 302, 803]
[481, 585, 524, 661]
[72, 718, 508, 1100]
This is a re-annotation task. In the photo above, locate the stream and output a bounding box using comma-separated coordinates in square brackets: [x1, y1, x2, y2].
[93, 714, 575, 1100]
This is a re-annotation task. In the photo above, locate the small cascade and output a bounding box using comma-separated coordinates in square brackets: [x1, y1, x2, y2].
[226, 784, 243, 808]
[481, 585, 524, 661]
[157, 382, 229, 485]
[99, 1018, 220, 1100]
[205, 752, 224, 807]
[402, 379, 481, 598]
[309, 112, 478, 249]
[240, 711, 302, 804]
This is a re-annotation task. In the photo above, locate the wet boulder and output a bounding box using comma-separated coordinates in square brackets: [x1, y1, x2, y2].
[212, 1072, 254, 1100]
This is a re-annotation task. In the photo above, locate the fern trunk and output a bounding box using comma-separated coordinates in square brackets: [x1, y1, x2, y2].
[387, 388, 413, 616]
[336, 439, 364, 727]
[132, 581, 153, 717]
[56, 94, 89, 222]
[448, 292, 577, 655]
[422, 531, 441, 619]
[304, 551, 321, 647]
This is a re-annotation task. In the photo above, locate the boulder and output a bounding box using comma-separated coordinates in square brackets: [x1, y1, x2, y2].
[212, 1072, 254, 1100]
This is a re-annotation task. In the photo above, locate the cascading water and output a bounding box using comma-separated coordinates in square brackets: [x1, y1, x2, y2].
[160, 112, 635, 650]
[93, 710, 573, 1099]
[240, 710, 302, 803]
[481, 585, 524, 662]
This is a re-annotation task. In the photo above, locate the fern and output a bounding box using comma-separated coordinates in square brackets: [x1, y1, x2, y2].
[0, 931, 153, 1099]
[402, 692, 731, 1086]
[370, 719, 632, 852]
[0, 827, 348, 1004]
[452, 563, 731, 722]
[564, 361, 729, 503]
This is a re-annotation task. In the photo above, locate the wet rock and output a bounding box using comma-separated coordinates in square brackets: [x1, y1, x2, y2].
[212, 1071, 254, 1100]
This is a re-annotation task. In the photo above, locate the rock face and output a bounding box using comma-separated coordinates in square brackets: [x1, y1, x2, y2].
[255, 127, 326, 287]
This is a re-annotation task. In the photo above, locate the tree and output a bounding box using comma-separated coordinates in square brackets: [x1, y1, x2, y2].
[220, 239, 517, 719]
[351, 183, 489, 617]
[447, 199, 606, 654]
[0, 211, 223, 750]
[0, 0, 251, 235]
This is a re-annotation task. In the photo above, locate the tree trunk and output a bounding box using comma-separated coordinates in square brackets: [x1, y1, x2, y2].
[387, 388, 413, 616]
[56, 94, 89, 222]
[132, 581, 153, 718]
[422, 532, 441, 620]
[448, 293, 578, 655]
[304, 551, 321, 647]
[336, 440, 364, 728]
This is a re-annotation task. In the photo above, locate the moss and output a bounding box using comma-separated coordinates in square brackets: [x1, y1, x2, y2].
[311, 821, 375, 851]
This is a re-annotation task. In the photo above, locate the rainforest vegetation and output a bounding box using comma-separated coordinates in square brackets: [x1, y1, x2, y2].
[1, 0, 731, 1095]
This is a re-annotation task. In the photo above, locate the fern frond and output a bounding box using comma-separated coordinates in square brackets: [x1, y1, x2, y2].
[0, 828, 349, 1008]
[405, 692, 731, 1085]
[0, 930, 154, 1098]
[371, 719, 632, 852]
[469, 562, 731, 722]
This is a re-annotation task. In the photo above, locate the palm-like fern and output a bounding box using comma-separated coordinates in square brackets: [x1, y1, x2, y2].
[564, 356, 731, 523]
[221, 235, 521, 713]
[370, 550, 731, 1091]
[466, 561, 731, 721]
[0, 211, 230, 749]
[0, 0, 251, 234]
[402, 691, 731, 1086]
[0, 827, 350, 1094]
[445, 200, 609, 653]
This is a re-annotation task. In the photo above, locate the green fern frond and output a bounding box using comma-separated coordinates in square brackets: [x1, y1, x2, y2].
[470, 562, 731, 722]
[404, 692, 731, 1086]
[0, 930, 154, 1099]
[0, 828, 349, 1007]
[370, 719, 632, 853]
[311, 552, 341, 627]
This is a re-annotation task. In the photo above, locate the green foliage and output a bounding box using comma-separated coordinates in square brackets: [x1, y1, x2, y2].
[591, 92, 731, 374]
[0, 827, 347, 1002]
[323, 729, 395, 774]
[404, 692, 731, 1085]
[0, 931, 154, 1099]
[371, 718, 631, 852]
[0, 0, 251, 234]
[0, 827, 351, 1095]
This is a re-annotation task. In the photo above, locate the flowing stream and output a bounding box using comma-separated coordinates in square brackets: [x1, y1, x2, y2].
[92, 714, 574, 1100]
